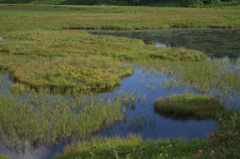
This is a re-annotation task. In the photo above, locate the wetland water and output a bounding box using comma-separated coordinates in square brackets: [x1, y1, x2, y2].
[1, 28, 240, 159]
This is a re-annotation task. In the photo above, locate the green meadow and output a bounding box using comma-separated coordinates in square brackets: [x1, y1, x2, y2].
[0, 2, 240, 159]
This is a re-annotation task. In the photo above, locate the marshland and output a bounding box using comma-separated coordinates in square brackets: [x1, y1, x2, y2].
[0, 1, 240, 159]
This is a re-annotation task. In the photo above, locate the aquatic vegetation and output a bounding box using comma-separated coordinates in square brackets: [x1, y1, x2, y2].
[0, 92, 130, 148]
[0, 3, 239, 159]
[132, 58, 240, 108]
[0, 153, 10, 159]
[206, 111, 240, 159]
[6, 55, 133, 93]
[55, 134, 206, 159]
[150, 47, 206, 61]
[0, 30, 206, 93]
[154, 94, 226, 119]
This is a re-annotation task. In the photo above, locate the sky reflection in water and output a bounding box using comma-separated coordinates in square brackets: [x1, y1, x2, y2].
[1, 28, 240, 159]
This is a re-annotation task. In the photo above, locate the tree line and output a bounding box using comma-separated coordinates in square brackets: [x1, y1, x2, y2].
[0, 0, 238, 7]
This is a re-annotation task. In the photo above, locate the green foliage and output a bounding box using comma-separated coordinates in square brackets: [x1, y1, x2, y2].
[154, 93, 226, 119]
[0, 92, 129, 146]
[0, 29, 206, 93]
[207, 111, 240, 159]
[181, 0, 204, 7]
[55, 135, 206, 159]
[0, 154, 10, 159]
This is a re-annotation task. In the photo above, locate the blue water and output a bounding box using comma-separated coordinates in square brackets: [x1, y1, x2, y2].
[1, 28, 240, 159]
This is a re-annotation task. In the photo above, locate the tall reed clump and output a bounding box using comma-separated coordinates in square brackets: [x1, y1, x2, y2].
[154, 93, 226, 120]
[0, 92, 129, 147]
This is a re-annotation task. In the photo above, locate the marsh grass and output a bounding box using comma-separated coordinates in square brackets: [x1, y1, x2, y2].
[0, 154, 10, 159]
[154, 94, 226, 119]
[55, 134, 206, 159]
[131, 58, 240, 108]
[0, 5, 240, 33]
[7, 55, 133, 93]
[206, 111, 240, 159]
[0, 30, 206, 93]
[0, 92, 133, 148]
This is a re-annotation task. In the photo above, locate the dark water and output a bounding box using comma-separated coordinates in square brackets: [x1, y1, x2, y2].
[88, 28, 240, 59]
[1, 28, 240, 159]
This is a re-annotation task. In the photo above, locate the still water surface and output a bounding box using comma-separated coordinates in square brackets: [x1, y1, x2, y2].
[1, 28, 240, 159]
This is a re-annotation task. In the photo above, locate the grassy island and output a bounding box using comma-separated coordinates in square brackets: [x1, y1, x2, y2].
[154, 93, 226, 120]
[0, 1, 240, 159]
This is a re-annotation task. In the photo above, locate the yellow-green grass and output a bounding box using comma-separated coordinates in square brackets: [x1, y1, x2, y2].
[0, 5, 240, 33]
[4, 55, 133, 93]
[55, 111, 240, 159]
[0, 30, 206, 61]
[0, 92, 128, 146]
[0, 30, 206, 93]
[154, 94, 226, 119]
[0, 154, 10, 159]
[132, 59, 240, 103]
[55, 134, 206, 159]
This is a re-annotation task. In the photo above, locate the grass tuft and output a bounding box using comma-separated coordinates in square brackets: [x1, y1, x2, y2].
[154, 93, 226, 120]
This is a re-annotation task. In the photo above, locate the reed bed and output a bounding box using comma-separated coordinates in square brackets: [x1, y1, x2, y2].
[0, 92, 135, 148]
[131, 58, 240, 109]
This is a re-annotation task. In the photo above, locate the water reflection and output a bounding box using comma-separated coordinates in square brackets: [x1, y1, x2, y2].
[156, 42, 171, 48]
[88, 28, 240, 59]
[1, 28, 240, 158]
[0, 37, 3, 41]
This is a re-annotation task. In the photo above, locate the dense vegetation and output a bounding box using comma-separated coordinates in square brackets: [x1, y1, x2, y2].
[0, 2, 240, 159]
[0, 0, 239, 7]
[154, 94, 227, 120]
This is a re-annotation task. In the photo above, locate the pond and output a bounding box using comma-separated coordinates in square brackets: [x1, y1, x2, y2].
[0, 28, 240, 159]
[89, 28, 240, 59]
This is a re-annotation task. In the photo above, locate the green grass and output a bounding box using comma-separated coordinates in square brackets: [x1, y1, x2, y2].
[0, 4, 240, 33]
[0, 92, 133, 146]
[55, 111, 240, 159]
[0, 3, 239, 159]
[154, 93, 226, 119]
[7, 55, 133, 93]
[0, 154, 10, 159]
[207, 111, 240, 159]
[55, 134, 206, 159]
[131, 59, 240, 106]
[0, 30, 206, 93]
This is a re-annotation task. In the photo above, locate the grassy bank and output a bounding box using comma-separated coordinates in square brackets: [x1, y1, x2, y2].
[0, 4, 240, 33]
[55, 110, 240, 159]
[55, 134, 206, 159]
